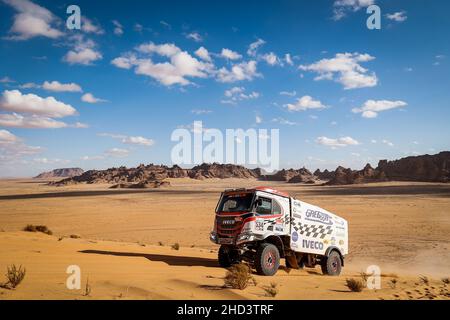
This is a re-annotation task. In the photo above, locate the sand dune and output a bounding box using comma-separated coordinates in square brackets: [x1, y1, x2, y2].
[0, 178, 449, 299]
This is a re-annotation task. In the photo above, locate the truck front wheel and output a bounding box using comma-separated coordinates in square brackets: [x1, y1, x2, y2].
[218, 245, 240, 268]
[255, 243, 280, 276]
[321, 251, 342, 276]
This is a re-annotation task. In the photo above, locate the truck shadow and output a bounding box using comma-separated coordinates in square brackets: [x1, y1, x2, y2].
[79, 249, 219, 268]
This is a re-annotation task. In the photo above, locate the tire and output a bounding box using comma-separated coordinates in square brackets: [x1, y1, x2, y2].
[255, 243, 280, 276]
[321, 251, 342, 276]
[218, 245, 240, 268]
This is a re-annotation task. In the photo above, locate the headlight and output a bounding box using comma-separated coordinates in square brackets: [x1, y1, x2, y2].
[210, 232, 217, 242]
[237, 233, 251, 242]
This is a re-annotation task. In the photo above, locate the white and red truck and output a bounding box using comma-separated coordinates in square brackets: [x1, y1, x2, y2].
[210, 187, 348, 276]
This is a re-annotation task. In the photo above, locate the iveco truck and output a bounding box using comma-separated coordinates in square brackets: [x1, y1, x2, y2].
[210, 187, 349, 276]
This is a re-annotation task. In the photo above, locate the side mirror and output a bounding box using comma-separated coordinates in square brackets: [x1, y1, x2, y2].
[254, 198, 262, 208]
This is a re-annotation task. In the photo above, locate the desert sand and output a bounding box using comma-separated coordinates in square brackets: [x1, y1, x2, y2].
[0, 178, 449, 300]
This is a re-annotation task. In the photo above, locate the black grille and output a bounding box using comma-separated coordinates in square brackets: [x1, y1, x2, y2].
[217, 217, 242, 236]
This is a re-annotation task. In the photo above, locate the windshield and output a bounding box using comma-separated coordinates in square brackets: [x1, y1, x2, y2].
[216, 193, 254, 213]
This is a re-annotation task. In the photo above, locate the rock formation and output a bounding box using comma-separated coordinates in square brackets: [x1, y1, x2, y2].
[35, 168, 84, 179]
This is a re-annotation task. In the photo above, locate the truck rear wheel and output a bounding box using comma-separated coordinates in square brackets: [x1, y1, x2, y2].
[255, 243, 280, 276]
[218, 245, 240, 268]
[321, 251, 342, 276]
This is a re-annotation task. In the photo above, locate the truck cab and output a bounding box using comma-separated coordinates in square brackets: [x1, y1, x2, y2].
[210, 187, 348, 276]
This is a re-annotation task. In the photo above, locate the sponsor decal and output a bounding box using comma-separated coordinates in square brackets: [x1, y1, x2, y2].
[293, 213, 302, 219]
[275, 224, 283, 232]
[302, 240, 324, 250]
[255, 219, 264, 231]
[305, 209, 333, 225]
[292, 231, 298, 242]
[339, 240, 344, 245]
[331, 237, 336, 245]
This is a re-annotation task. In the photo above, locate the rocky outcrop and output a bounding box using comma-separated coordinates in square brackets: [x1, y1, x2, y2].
[314, 169, 335, 181]
[377, 152, 450, 182]
[48, 152, 450, 187]
[326, 164, 386, 185]
[35, 168, 84, 179]
[51, 163, 259, 186]
[188, 163, 260, 179]
[326, 152, 450, 185]
[261, 167, 316, 183]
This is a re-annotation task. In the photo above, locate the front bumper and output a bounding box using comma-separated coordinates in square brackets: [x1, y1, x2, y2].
[210, 231, 255, 245]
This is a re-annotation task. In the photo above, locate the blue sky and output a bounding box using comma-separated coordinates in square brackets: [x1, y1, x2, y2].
[0, 0, 449, 177]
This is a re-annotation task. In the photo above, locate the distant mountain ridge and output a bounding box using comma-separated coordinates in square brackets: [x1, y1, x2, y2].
[48, 152, 450, 186]
[34, 168, 84, 179]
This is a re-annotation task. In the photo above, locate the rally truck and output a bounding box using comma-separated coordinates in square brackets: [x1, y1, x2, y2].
[209, 187, 348, 276]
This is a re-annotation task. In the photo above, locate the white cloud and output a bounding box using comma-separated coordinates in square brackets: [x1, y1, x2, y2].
[0, 76, 15, 83]
[0, 129, 20, 143]
[99, 133, 154, 146]
[382, 139, 394, 147]
[186, 32, 203, 42]
[114, 42, 213, 86]
[81, 93, 106, 104]
[285, 95, 327, 111]
[82, 17, 104, 34]
[280, 90, 297, 97]
[3, 0, 63, 40]
[42, 81, 82, 92]
[111, 54, 136, 69]
[71, 122, 88, 128]
[32, 157, 70, 165]
[332, 0, 375, 20]
[247, 38, 266, 56]
[105, 148, 129, 158]
[81, 155, 104, 161]
[19, 82, 39, 89]
[300, 52, 378, 89]
[137, 42, 181, 57]
[272, 117, 297, 126]
[0, 129, 42, 162]
[112, 20, 123, 36]
[64, 47, 102, 65]
[255, 115, 262, 124]
[316, 136, 360, 148]
[221, 48, 242, 60]
[194, 46, 211, 62]
[191, 109, 212, 115]
[222, 86, 259, 104]
[160, 20, 171, 29]
[285, 53, 294, 66]
[217, 60, 260, 83]
[261, 52, 282, 66]
[123, 136, 154, 146]
[63, 34, 103, 66]
[0, 90, 76, 118]
[0, 113, 68, 128]
[352, 99, 407, 118]
[386, 11, 407, 22]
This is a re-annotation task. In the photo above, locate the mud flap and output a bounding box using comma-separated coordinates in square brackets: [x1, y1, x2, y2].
[285, 255, 300, 269]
